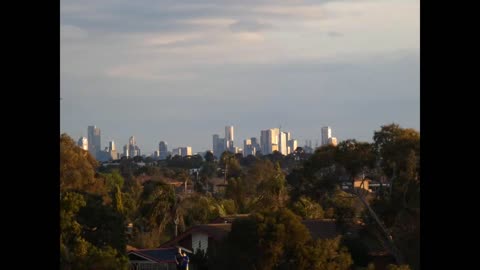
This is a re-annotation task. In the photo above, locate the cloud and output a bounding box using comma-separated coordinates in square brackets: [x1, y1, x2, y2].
[229, 20, 272, 32]
[61, 25, 88, 40]
[327, 31, 343, 37]
[232, 32, 265, 42]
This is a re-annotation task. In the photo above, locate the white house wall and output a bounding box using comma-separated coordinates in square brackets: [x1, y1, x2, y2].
[191, 232, 209, 253]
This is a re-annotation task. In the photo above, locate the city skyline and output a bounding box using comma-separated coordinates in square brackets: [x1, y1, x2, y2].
[61, 0, 419, 154]
[67, 123, 397, 157]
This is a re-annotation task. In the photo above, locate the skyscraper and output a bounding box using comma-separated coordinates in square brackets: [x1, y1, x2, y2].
[287, 139, 298, 154]
[77, 137, 88, 151]
[260, 130, 269, 154]
[321, 126, 332, 146]
[212, 134, 225, 158]
[87, 125, 101, 159]
[109, 141, 115, 152]
[225, 126, 234, 152]
[124, 136, 141, 158]
[260, 128, 280, 155]
[279, 132, 287, 155]
[159, 141, 168, 160]
[225, 126, 234, 142]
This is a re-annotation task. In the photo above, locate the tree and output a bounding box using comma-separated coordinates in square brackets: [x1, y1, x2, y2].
[60, 134, 102, 193]
[204, 151, 215, 162]
[208, 209, 352, 270]
[335, 139, 375, 182]
[139, 181, 176, 235]
[60, 134, 128, 269]
[290, 196, 324, 219]
[373, 123, 419, 178]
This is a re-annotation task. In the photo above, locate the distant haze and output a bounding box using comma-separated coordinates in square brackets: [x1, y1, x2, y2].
[61, 0, 419, 155]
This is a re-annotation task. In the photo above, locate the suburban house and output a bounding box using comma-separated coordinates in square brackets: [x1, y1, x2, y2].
[128, 217, 399, 269]
[160, 223, 232, 254]
[159, 217, 339, 254]
[128, 247, 191, 270]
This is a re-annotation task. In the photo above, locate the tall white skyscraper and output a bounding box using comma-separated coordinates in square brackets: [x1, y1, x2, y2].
[77, 137, 88, 151]
[321, 126, 332, 146]
[225, 126, 234, 152]
[225, 126, 234, 142]
[279, 132, 288, 155]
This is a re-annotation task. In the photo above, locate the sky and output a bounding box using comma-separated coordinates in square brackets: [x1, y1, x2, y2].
[60, 0, 420, 155]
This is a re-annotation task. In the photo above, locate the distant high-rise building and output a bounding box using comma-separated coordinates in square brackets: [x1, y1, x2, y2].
[172, 147, 192, 157]
[328, 137, 338, 146]
[250, 137, 260, 149]
[260, 128, 280, 155]
[77, 137, 88, 151]
[171, 148, 181, 157]
[123, 144, 129, 158]
[213, 134, 225, 158]
[109, 141, 115, 152]
[225, 126, 234, 142]
[243, 139, 256, 156]
[287, 139, 298, 154]
[123, 136, 141, 158]
[129, 136, 136, 146]
[321, 126, 332, 146]
[225, 126, 234, 152]
[285, 132, 291, 141]
[181, 146, 192, 157]
[87, 125, 101, 159]
[159, 141, 168, 160]
[279, 132, 288, 155]
[260, 130, 269, 155]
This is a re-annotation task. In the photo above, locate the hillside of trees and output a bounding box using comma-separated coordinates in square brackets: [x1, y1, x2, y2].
[60, 123, 419, 270]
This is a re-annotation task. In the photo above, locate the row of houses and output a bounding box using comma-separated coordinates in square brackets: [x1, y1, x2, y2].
[127, 215, 395, 270]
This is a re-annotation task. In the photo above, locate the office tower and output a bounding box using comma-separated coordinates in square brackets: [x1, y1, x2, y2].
[124, 136, 141, 158]
[268, 128, 280, 154]
[129, 136, 136, 146]
[260, 128, 280, 155]
[212, 134, 220, 157]
[77, 137, 88, 151]
[279, 132, 288, 155]
[109, 141, 115, 152]
[123, 144, 129, 157]
[171, 148, 181, 157]
[180, 146, 192, 157]
[225, 126, 234, 142]
[328, 137, 338, 146]
[213, 134, 225, 158]
[154, 150, 160, 159]
[159, 141, 168, 160]
[107, 140, 118, 160]
[243, 139, 255, 156]
[225, 126, 234, 152]
[285, 132, 291, 141]
[287, 139, 298, 154]
[87, 125, 101, 158]
[260, 130, 269, 155]
[321, 126, 332, 146]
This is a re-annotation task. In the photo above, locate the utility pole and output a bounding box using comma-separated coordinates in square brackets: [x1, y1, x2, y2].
[354, 176, 405, 265]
